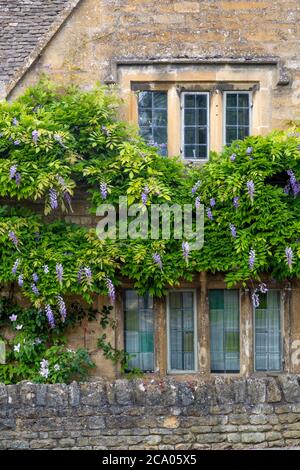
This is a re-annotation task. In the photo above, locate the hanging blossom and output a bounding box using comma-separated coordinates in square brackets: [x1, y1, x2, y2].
[9, 164, 18, 180]
[56, 296, 67, 322]
[56, 263, 63, 284]
[286, 170, 300, 196]
[84, 266, 93, 285]
[18, 274, 23, 287]
[77, 267, 83, 283]
[15, 172, 21, 186]
[8, 231, 19, 248]
[246, 147, 253, 155]
[31, 283, 40, 296]
[230, 153, 236, 162]
[32, 272, 39, 283]
[12, 258, 20, 275]
[152, 253, 163, 270]
[39, 359, 49, 379]
[210, 198, 216, 207]
[100, 182, 108, 200]
[233, 196, 240, 209]
[12, 117, 19, 126]
[249, 249, 256, 270]
[182, 241, 189, 263]
[43, 265, 49, 274]
[285, 247, 293, 270]
[105, 277, 115, 304]
[229, 224, 237, 238]
[141, 185, 150, 205]
[32, 130, 39, 144]
[45, 305, 55, 329]
[251, 291, 260, 309]
[195, 196, 201, 209]
[14, 140, 20, 146]
[206, 207, 214, 220]
[191, 180, 201, 194]
[247, 180, 255, 202]
[259, 283, 268, 293]
[49, 188, 58, 210]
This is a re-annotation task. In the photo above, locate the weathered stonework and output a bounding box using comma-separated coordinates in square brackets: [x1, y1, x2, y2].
[1, 376, 300, 449]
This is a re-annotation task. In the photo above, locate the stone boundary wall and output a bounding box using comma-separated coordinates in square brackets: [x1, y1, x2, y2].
[1, 376, 300, 450]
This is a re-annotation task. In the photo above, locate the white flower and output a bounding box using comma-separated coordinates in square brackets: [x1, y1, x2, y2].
[54, 364, 60, 371]
[14, 343, 21, 353]
[40, 368, 49, 378]
[16, 324, 23, 330]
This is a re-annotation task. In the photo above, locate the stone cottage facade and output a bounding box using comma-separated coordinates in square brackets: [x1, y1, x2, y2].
[1, 0, 300, 380]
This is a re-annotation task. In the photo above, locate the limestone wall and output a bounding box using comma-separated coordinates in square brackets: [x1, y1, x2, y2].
[1, 376, 300, 449]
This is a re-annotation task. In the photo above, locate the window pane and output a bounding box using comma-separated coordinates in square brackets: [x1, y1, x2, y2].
[209, 290, 240, 373]
[169, 292, 195, 371]
[138, 91, 168, 155]
[255, 290, 281, 371]
[183, 93, 208, 160]
[124, 290, 154, 372]
[225, 93, 250, 146]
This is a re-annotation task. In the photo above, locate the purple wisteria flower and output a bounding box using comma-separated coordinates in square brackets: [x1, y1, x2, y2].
[40, 359, 49, 378]
[32, 273, 39, 283]
[56, 296, 67, 322]
[84, 266, 93, 285]
[259, 283, 268, 293]
[56, 263, 63, 284]
[49, 188, 58, 210]
[141, 186, 149, 205]
[14, 140, 20, 146]
[285, 247, 293, 270]
[9, 165, 18, 180]
[152, 253, 163, 270]
[247, 180, 255, 202]
[206, 207, 214, 220]
[45, 305, 55, 329]
[182, 241, 189, 263]
[43, 265, 49, 274]
[252, 291, 260, 309]
[77, 267, 83, 283]
[286, 170, 300, 196]
[233, 196, 240, 209]
[31, 283, 40, 296]
[57, 175, 66, 189]
[230, 153, 236, 162]
[8, 231, 19, 248]
[210, 198, 216, 207]
[105, 277, 115, 304]
[246, 147, 253, 155]
[63, 191, 72, 208]
[15, 172, 21, 186]
[229, 224, 237, 238]
[249, 249, 256, 270]
[100, 182, 108, 200]
[12, 117, 19, 126]
[18, 274, 23, 287]
[195, 196, 201, 209]
[191, 180, 201, 194]
[9, 314, 17, 322]
[54, 133, 63, 144]
[32, 130, 39, 144]
[12, 258, 20, 275]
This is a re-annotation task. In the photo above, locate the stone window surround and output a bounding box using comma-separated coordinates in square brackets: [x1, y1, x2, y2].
[117, 61, 279, 157]
[115, 275, 293, 378]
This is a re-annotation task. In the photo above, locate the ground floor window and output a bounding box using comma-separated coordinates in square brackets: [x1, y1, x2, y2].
[209, 289, 240, 373]
[254, 290, 282, 371]
[167, 291, 196, 372]
[124, 290, 154, 372]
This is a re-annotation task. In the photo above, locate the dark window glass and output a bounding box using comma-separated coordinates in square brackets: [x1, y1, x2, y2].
[169, 292, 195, 371]
[138, 91, 168, 156]
[183, 93, 208, 160]
[124, 290, 154, 372]
[209, 290, 240, 373]
[225, 93, 250, 146]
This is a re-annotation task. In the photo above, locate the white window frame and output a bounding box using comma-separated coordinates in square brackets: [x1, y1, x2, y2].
[223, 91, 252, 147]
[253, 289, 283, 373]
[166, 289, 198, 374]
[181, 91, 210, 162]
